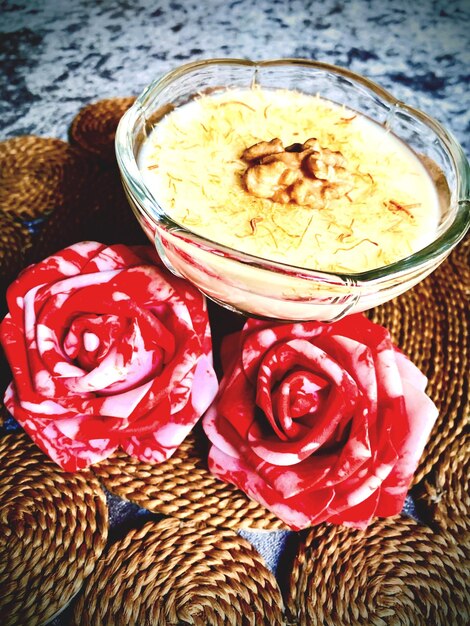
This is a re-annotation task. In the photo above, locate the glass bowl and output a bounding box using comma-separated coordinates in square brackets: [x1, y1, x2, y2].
[115, 58, 469, 322]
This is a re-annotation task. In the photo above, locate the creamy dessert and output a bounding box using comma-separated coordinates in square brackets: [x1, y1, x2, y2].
[139, 87, 440, 274]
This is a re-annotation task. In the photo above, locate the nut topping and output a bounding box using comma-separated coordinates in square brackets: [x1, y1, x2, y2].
[242, 138, 284, 162]
[243, 161, 288, 199]
[242, 138, 351, 207]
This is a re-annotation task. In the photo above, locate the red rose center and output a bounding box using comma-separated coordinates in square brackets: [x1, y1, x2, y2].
[280, 370, 328, 417]
[63, 314, 130, 371]
[270, 370, 330, 439]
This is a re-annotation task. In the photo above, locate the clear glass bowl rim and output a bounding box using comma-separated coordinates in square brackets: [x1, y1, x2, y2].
[115, 57, 470, 283]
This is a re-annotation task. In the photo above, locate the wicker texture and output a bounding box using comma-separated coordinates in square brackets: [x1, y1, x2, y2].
[93, 428, 287, 530]
[0, 433, 108, 626]
[0, 136, 96, 222]
[288, 516, 470, 626]
[72, 518, 285, 626]
[369, 237, 469, 485]
[69, 97, 136, 162]
[0, 212, 32, 288]
[0, 135, 68, 172]
[416, 429, 470, 536]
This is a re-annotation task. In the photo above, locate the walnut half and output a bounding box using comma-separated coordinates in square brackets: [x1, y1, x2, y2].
[241, 138, 351, 207]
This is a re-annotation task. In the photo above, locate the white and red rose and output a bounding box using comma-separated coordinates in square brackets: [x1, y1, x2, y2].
[1, 240, 438, 530]
[203, 314, 438, 530]
[1, 241, 218, 471]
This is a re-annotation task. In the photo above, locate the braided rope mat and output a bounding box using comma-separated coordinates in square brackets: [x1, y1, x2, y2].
[26, 164, 146, 269]
[416, 429, 469, 536]
[0, 433, 108, 626]
[71, 518, 285, 626]
[288, 516, 470, 626]
[93, 427, 287, 530]
[368, 236, 470, 486]
[69, 96, 136, 162]
[0, 136, 96, 222]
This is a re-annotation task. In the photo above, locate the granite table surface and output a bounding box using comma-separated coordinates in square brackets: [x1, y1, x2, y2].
[1, 0, 469, 623]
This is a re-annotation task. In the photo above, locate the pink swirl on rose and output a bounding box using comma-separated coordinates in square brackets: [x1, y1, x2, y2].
[203, 315, 438, 530]
[1, 242, 218, 471]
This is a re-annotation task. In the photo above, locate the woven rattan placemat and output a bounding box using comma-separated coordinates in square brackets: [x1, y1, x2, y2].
[0, 433, 108, 626]
[69, 96, 136, 163]
[71, 518, 285, 625]
[368, 236, 469, 486]
[93, 427, 287, 531]
[288, 516, 469, 626]
[0, 136, 96, 223]
[416, 428, 469, 536]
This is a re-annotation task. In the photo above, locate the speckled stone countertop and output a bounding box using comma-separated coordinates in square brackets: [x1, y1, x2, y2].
[1, 0, 469, 622]
[1, 0, 469, 154]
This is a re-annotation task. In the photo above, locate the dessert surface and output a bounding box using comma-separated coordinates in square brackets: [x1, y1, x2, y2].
[140, 88, 440, 273]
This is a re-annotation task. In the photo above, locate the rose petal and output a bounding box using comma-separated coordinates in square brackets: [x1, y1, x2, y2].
[190, 354, 220, 416]
[327, 489, 381, 529]
[121, 364, 217, 463]
[376, 379, 438, 516]
[394, 349, 428, 392]
[241, 321, 330, 383]
[6, 242, 107, 318]
[211, 364, 257, 446]
[203, 399, 251, 460]
[5, 385, 117, 472]
[208, 444, 335, 531]
[255, 341, 331, 441]
[81, 243, 146, 273]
